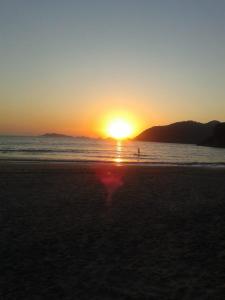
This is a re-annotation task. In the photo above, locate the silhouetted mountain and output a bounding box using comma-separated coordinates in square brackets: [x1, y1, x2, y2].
[200, 122, 225, 147]
[40, 133, 74, 138]
[135, 121, 220, 144]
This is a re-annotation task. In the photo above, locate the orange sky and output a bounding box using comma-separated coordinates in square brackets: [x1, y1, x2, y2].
[1, 1, 225, 137]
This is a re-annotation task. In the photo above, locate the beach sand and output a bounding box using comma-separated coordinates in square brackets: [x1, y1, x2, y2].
[1, 162, 225, 299]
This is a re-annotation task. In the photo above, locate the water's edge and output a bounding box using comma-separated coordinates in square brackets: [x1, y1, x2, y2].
[1, 158, 225, 168]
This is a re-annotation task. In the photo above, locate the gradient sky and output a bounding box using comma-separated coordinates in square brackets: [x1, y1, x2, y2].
[1, 0, 225, 136]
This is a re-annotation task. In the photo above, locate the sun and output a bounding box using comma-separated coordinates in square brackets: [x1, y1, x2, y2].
[107, 118, 133, 140]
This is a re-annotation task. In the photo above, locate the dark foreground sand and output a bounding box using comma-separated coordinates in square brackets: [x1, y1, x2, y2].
[1, 162, 225, 299]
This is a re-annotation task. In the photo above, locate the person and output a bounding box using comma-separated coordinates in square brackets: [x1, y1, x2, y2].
[138, 147, 140, 157]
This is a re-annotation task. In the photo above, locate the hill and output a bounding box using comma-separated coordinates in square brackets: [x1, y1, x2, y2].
[135, 121, 220, 144]
[200, 122, 225, 148]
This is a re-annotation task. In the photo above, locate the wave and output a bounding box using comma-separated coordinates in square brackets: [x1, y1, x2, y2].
[0, 148, 114, 154]
[1, 157, 225, 168]
[0, 149, 82, 153]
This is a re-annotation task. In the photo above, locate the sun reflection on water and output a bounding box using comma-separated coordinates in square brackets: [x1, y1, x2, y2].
[114, 140, 123, 164]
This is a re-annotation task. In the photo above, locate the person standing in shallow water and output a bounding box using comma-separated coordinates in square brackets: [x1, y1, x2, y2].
[138, 147, 140, 157]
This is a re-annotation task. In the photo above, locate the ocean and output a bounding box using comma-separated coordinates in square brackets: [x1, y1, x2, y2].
[0, 136, 225, 166]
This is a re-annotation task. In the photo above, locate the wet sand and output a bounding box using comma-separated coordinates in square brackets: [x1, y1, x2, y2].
[1, 162, 225, 299]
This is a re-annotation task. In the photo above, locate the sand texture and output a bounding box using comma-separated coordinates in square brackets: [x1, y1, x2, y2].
[1, 162, 225, 299]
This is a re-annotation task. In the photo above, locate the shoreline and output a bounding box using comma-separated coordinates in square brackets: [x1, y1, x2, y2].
[1, 158, 225, 168]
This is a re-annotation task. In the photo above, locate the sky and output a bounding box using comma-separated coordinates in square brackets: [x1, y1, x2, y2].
[1, 0, 225, 137]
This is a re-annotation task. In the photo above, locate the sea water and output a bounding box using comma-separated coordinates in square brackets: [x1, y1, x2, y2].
[0, 136, 225, 166]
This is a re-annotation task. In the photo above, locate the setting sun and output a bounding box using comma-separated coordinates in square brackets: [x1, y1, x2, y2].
[107, 119, 133, 139]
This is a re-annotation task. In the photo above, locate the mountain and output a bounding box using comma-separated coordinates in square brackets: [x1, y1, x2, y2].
[200, 122, 225, 148]
[40, 133, 74, 138]
[135, 120, 220, 144]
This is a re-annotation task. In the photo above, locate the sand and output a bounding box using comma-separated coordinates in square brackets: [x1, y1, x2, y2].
[1, 162, 225, 299]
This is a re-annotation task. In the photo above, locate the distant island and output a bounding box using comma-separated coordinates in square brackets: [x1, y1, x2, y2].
[39, 133, 93, 139]
[135, 120, 221, 145]
[39, 133, 74, 138]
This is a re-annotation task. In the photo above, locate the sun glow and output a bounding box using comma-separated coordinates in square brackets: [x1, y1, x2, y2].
[107, 118, 133, 140]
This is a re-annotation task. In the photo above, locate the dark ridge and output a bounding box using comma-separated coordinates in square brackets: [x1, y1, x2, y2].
[135, 120, 220, 144]
[200, 122, 225, 148]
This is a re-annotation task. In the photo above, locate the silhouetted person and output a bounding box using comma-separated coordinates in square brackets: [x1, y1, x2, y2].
[138, 147, 140, 157]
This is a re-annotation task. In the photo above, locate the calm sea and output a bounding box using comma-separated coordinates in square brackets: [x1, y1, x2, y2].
[1, 136, 225, 166]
